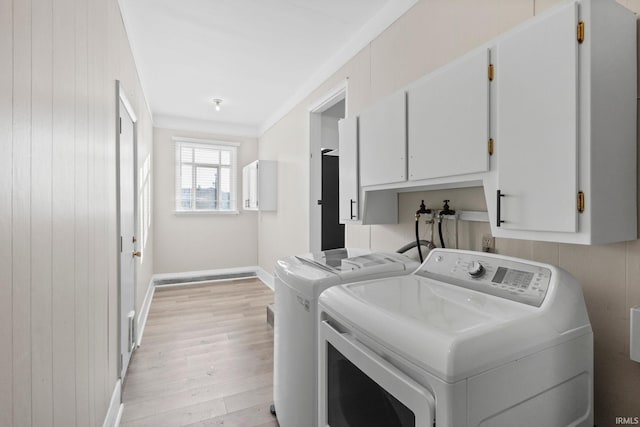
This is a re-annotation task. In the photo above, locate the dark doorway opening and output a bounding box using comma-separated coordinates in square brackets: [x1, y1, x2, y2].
[321, 150, 344, 250]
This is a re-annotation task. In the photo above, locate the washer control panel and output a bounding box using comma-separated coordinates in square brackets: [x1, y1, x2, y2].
[416, 251, 551, 307]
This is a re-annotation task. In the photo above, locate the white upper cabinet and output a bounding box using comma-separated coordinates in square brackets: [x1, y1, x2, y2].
[338, 116, 359, 222]
[496, 2, 578, 233]
[351, 0, 636, 244]
[408, 48, 490, 181]
[359, 90, 407, 187]
[242, 160, 277, 211]
[486, 0, 637, 244]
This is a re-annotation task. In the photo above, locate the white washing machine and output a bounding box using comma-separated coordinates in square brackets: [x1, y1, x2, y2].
[273, 248, 419, 427]
[318, 249, 593, 427]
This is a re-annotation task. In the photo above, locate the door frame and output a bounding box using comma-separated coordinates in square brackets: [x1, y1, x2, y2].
[308, 80, 348, 253]
[115, 80, 138, 379]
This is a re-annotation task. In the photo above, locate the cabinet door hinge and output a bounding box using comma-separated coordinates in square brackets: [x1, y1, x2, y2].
[577, 21, 585, 44]
[577, 191, 585, 213]
[488, 64, 495, 81]
[488, 138, 494, 156]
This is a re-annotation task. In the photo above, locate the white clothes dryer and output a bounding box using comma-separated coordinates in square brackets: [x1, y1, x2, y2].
[273, 248, 419, 427]
[318, 249, 593, 427]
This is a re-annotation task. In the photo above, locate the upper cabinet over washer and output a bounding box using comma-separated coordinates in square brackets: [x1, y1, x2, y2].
[342, 0, 635, 244]
[487, 0, 636, 244]
[359, 90, 407, 187]
[495, 2, 579, 233]
[408, 48, 491, 181]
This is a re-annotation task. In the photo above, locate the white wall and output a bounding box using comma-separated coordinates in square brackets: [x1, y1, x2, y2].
[259, 104, 311, 271]
[257, 0, 640, 424]
[0, 0, 154, 425]
[153, 127, 259, 274]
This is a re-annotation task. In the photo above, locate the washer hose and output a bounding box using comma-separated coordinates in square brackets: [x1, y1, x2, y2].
[396, 240, 434, 255]
[414, 200, 432, 263]
[415, 219, 424, 263]
[438, 200, 455, 249]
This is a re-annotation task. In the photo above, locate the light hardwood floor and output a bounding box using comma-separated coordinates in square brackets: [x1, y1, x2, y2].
[120, 278, 278, 427]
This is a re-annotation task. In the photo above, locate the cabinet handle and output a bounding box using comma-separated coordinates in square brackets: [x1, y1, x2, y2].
[496, 190, 505, 227]
[350, 199, 356, 220]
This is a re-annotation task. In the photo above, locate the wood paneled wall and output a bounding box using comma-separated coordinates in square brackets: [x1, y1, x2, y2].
[0, 0, 154, 425]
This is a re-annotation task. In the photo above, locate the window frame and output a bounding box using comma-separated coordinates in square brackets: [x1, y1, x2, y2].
[173, 137, 240, 214]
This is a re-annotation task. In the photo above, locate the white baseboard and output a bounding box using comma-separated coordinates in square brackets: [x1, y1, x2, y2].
[152, 265, 259, 283]
[103, 379, 122, 427]
[114, 404, 123, 427]
[256, 267, 274, 290]
[136, 278, 155, 347]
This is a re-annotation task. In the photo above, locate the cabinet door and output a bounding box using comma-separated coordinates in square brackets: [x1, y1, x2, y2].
[496, 2, 578, 232]
[359, 90, 406, 186]
[242, 164, 250, 209]
[248, 162, 259, 209]
[338, 117, 359, 221]
[408, 48, 490, 181]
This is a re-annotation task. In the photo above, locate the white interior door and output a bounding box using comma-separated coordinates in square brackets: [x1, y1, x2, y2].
[118, 97, 137, 378]
[496, 2, 578, 232]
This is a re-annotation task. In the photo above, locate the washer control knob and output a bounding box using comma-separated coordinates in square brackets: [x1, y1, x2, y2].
[468, 261, 485, 278]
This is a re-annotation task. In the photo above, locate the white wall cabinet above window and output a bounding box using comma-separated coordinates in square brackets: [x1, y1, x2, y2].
[242, 160, 277, 211]
[359, 90, 407, 187]
[408, 48, 491, 181]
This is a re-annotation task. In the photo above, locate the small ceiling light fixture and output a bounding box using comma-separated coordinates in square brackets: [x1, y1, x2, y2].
[212, 98, 223, 111]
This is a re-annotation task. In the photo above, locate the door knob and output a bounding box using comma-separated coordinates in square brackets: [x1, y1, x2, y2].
[132, 251, 141, 258]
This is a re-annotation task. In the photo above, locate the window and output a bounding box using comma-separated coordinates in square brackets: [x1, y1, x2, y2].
[174, 138, 238, 213]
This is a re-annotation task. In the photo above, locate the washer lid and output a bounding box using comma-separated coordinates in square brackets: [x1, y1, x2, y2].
[275, 249, 418, 299]
[320, 275, 561, 383]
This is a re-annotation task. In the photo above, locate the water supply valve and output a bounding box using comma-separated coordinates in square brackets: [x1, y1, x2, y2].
[440, 199, 456, 216]
[415, 200, 432, 220]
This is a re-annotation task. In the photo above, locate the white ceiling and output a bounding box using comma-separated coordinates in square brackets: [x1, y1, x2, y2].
[119, 0, 417, 136]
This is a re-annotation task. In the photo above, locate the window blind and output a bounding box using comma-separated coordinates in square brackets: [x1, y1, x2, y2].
[174, 138, 238, 212]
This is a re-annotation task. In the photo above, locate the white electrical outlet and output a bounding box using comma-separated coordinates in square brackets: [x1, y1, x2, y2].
[481, 234, 494, 252]
[631, 307, 640, 363]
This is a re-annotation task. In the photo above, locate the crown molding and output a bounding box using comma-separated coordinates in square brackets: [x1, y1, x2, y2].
[154, 114, 260, 137]
[258, 0, 418, 135]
